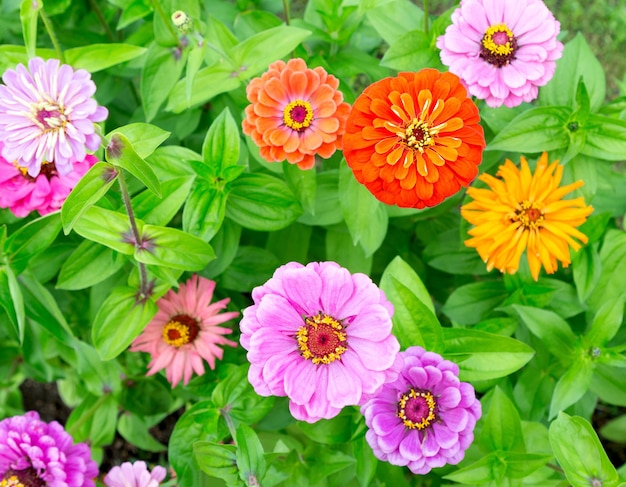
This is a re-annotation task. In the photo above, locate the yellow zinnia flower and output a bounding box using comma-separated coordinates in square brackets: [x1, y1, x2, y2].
[461, 152, 593, 281]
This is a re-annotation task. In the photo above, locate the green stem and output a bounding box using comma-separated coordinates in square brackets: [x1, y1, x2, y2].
[88, 0, 116, 42]
[118, 170, 149, 299]
[220, 406, 238, 443]
[151, 0, 180, 46]
[40, 10, 65, 62]
[282, 0, 291, 25]
[423, 0, 429, 37]
[546, 462, 565, 475]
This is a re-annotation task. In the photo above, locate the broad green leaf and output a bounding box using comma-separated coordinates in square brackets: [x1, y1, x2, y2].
[186, 42, 206, 102]
[443, 454, 497, 484]
[572, 244, 602, 302]
[66, 394, 118, 447]
[339, 162, 388, 257]
[585, 293, 626, 346]
[201, 108, 240, 173]
[57, 241, 127, 290]
[599, 414, 626, 443]
[364, 0, 423, 45]
[92, 287, 158, 360]
[298, 170, 343, 226]
[202, 219, 242, 279]
[481, 387, 525, 452]
[325, 225, 372, 275]
[0, 265, 25, 343]
[513, 305, 577, 363]
[6, 212, 62, 273]
[591, 365, 626, 407]
[381, 30, 442, 71]
[167, 64, 241, 112]
[550, 356, 594, 419]
[236, 424, 267, 487]
[442, 328, 535, 381]
[587, 230, 626, 314]
[194, 442, 240, 486]
[112, 0, 152, 29]
[133, 176, 194, 225]
[74, 341, 123, 396]
[540, 33, 606, 112]
[20, 0, 40, 59]
[106, 133, 161, 196]
[118, 413, 166, 453]
[353, 435, 378, 487]
[283, 162, 317, 215]
[61, 162, 118, 234]
[64, 43, 147, 72]
[423, 227, 490, 275]
[141, 43, 186, 121]
[73, 206, 137, 255]
[380, 255, 435, 313]
[119, 377, 173, 416]
[487, 106, 570, 153]
[182, 182, 228, 241]
[108, 123, 170, 159]
[297, 408, 355, 445]
[583, 115, 626, 161]
[549, 413, 620, 487]
[220, 246, 281, 293]
[137, 225, 215, 270]
[443, 281, 508, 325]
[266, 223, 312, 265]
[226, 173, 303, 231]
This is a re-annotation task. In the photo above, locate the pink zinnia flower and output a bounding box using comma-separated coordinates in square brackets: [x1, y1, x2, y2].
[0, 57, 108, 177]
[0, 141, 96, 217]
[0, 411, 98, 487]
[240, 261, 400, 423]
[104, 461, 167, 487]
[437, 0, 563, 107]
[131, 275, 239, 388]
[242, 58, 350, 170]
[361, 347, 482, 474]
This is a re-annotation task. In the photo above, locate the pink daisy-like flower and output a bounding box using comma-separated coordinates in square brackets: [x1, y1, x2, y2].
[240, 261, 401, 423]
[130, 275, 239, 388]
[361, 346, 482, 474]
[104, 461, 167, 487]
[0, 57, 108, 177]
[437, 0, 563, 107]
[242, 58, 350, 170]
[0, 141, 96, 217]
[0, 411, 98, 487]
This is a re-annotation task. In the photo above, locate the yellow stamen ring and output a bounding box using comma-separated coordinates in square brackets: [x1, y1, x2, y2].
[297, 313, 347, 365]
[397, 389, 437, 430]
[283, 100, 314, 131]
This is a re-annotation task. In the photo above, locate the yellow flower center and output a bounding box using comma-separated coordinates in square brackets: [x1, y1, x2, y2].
[514, 200, 545, 230]
[480, 24, 518, 67]
[283, 100, 314, 131]
[296, 313, 347, 365]
[0, 476, 25, 487]
[403, 119, 435, 152]
[1, 468, 44, 487]
[397, 389, 437, 430]
[162, 314, 200, 348]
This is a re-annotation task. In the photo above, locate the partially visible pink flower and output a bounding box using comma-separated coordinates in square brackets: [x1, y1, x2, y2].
[240, 261, 400, 423]
[437, 0, 563, 107]
[0, 411, 98, 487]
[0, 57, 108, 177]
[104, 461, 167, 487]
[361, 347, 481, 475]
[0, 142, 96, 217]
[131, 275, 239, 387]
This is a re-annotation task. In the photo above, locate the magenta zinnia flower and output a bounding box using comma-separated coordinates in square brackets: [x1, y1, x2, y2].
[437, 0, 563, 107]
[131, 275, 239, 387]
[104, 461, 167, 487]
[0, 57, 108, 177]
[361, 347, 481, 474]
[0, 411, 98, 487]
[240, 261, 400, 423]
[0, 141, 96, 217]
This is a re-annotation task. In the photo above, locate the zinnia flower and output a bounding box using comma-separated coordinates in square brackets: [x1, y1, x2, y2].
[437, 0, 563, 107]
[130, 275, 239, 387]
[461, 152, 593, 281]
[240, 261, 400, 423]
[0, 142, 96, 217]
[0, 57, 108, 177]
[361, 346, 481, 475]
[104, 461, 167, 487]
[0, 411, 98, 487]
[241, 58, 350, 170]
[343, 69, 485, 208]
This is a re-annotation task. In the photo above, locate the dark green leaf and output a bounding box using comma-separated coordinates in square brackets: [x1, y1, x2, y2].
[325, 225, 372, 275]
[202, 219, 242, 279]
[573, 245, 602, 302]
[283, 162, 317, 216]
[591, 365, 626, 407]
[119, 377, 173, 416]
[298, 170, 343, 226]
[141, 43, 186, 121]
[364, 0, 423, 45]
[220, 246, 281, 293]
[118, 413, 166, 452]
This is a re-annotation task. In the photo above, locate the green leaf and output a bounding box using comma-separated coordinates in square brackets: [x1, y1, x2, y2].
[585, 293, 626, 347]
[587, 230, 626, 314]
[73, 206, 137, 254]
[364, 0, 423, 45]
[141, 43, 186, 122]
[92, 287, 158, 360]
[20, 0, 41, 59]
[353, 435, 378, 487]
[599, 414, 626, 443]
[297, 408, 355, 445]
[283, 162, 317, 215]
[167, 64, 241, 112]
[591, 365, 626, 407]
[6, 212, 62, 273]
[119, 377, 173, 416]
[550, 356, 594, 419]
[487, 106, 570, 153]
[513, 305, 577, 363]
[423, 227, 490, 275]
[0, 264, 25, 343]
[61, 162, 118, 234]
[540, 33, 606, 112]
[236, 424, 267, 487]
[442, 328, 535, 381]
[202, 108, 240, 174]
[481, 387, 524, 452]
[133, 176, 194, 225]
[381, 30, 442, 71]
[66, 394, 118, 447]
[220, 246, 281, 293]
[108, 123, 170, 159]
[57, 241, 127, 290]
[549, 412, 620, 487]
[442, 281, 508, 325]
[298, 170, 343, 226]
[226, 173, 303, 231]
[583, 115, 626, 161]
[118, 413, 166, 453]
[64, 43, 147, 72]
[202, 219, 242, 279]
[339, 162, 388, 257]
[186, 42, 206, 102]
[106, 133, 161, 196]
[443, 454, 497, 484]
[194, 442, 240, 486]
[380, 256, 435, 313]
[572, 244, 602, 302]
[325, 225, 372, 275]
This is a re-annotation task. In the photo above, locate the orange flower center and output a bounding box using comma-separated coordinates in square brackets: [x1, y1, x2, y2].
[283, 100, 314, 131]
[162, 314, 200, 347]
[513, 200, 545, 230]
[296, 313, 347, 365]
[397, 388, 437, 430]
[1, 468, 44, 487]
[480, 24, 517, 67]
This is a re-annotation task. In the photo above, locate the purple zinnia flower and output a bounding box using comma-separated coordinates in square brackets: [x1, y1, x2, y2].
[104, 461, 167, 487]
[436, 0, 563, 107]
[361, 346, 481, 474]
[0, 411, 98, 487]
[240, 261, 400, 423]
[0, 57, 108, 177]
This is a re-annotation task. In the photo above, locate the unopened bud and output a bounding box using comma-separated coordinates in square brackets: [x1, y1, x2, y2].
[171, 10, 192, 33]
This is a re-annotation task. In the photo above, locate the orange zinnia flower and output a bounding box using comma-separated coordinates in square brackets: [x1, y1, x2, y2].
[242, 58, 350, 170]
[461, 153, 594, 281]
[343, 69, 485, 208]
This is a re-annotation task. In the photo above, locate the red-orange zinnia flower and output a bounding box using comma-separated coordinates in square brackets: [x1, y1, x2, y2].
[343, 69, 486, 208]
[242, 58, 350, 170]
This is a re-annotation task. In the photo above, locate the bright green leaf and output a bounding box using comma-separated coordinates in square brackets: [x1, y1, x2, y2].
[236, 424, 267, 487]
[64, 43, 147, 72]
[550, 356, 594, 419]
[72, 206, 137, 255]
[106, 133, 161, 196]
[137, 225, 215, 270]
[57, 241, 127, 290]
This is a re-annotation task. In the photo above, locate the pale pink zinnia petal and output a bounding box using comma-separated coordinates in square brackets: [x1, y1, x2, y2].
[104, 461, 167, 487]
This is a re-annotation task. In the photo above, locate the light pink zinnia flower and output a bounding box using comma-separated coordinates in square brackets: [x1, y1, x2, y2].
[240, 261, 401, 423]
[104, 461, 167, 487]
[437, 0, 563, 107]
[0, 141, 96, 217]
[130, 275, 239, 387]
[0, 57, 108, 177]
